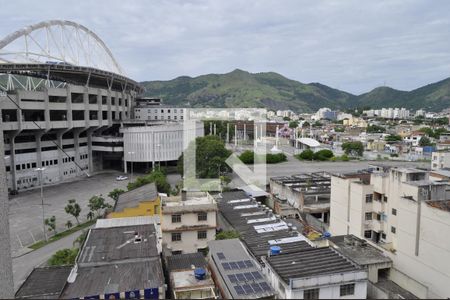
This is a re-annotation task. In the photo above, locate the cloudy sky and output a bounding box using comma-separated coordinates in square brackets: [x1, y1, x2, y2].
[1, 0, 449, 94]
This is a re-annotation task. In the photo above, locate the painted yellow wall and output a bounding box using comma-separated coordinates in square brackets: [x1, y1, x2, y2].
[109, 197, 161, 218]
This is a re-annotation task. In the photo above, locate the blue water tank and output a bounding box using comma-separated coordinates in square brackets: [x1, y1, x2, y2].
[323, 231, 332, 238]
[194, 268, 206, 280]
[270, 246, 281, 255]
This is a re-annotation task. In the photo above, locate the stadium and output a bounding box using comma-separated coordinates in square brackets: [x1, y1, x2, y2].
[0, 20, 145, 192]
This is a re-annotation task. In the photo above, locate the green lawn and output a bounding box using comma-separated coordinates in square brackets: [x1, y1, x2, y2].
[29, 220, 95, 250]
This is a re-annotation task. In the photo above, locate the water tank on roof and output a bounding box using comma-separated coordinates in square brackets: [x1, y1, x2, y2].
[194, 268, 206, 280]
[270, 246, 281, 256]
[323, 231, 332, 238]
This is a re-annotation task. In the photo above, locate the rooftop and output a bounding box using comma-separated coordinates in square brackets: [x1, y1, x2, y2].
[163, 193, 217, 214]
[167, 253, 207, 272]
[329, 235, 392, 266]
[62, 259, 164, 299]
[78, 224, 158, 266]
[171, 270, 215, 292]
[114, 182, 158, 212]
[15, 266, 71, 299]
[266, 246, 361, 283]
[208, 239, 275, 299]
[426, 200, 450, 212]
[215, 191, 311, 260]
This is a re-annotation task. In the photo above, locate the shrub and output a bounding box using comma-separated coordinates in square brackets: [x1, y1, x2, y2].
[313, 149, 334, 161]
[216, 230, 240, 240]
[266, 153, 287, 164]
[297, 149, 314, 160]
[239, 150, 254, 164]
[48, 248, 79, 266]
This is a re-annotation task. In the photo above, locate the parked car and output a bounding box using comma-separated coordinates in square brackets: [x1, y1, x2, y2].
[116, 175, 128, 181]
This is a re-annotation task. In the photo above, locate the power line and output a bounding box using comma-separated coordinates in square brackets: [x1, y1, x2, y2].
[1, 87, 89, 175]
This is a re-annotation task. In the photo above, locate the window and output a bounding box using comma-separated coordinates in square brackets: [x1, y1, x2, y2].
[392, 208, 397, 216]
[391, 226, 396, 234]
[365, 194, 373, 203]
[198, 212, 207, 221]
[340, 283, 355, 296]
[171, 232, 181, 242]
[383, 195, 388, 202]
[197, 230, 207, 240]
[364, 230, 372, 239]
[381, 233, 387, 239]
[304, 288, 320, 300]
[376, 213, 381, 221]
[172, 214, 181, 223]
[172, 250, 182, 255]
[365, 212, 372, 221]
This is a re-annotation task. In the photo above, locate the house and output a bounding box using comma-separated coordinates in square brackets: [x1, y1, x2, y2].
[208, 239, 276, 299]
[108, 182, 161, 218]
[15, 266, 72, 299]
[166, 253, 217, 299]
[431, 150, 450, 170]
[161, 191, 218, 255]
[261, 243, 368, 299]
[61, 222, 165, 299]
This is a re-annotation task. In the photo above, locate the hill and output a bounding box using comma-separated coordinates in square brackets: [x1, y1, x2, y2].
[141, 69, 450, 112]
[140, 69, 355, 112]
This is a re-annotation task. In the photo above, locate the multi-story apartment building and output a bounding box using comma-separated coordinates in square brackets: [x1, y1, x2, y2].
[134, 97, 185, 121]
[330, 167, 450, 298]
[432, 151, 450, 170]
[161, 191, 218, 255]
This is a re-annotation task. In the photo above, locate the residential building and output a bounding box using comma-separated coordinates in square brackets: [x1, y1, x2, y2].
[432, 151, 450, 170]
[166, 253, 217, 299]
[208, 239, 276, 299]
[15, 266, 72, 299]
[261, 243, 367, 299]
[329, 167, 450, 298]
[161, 192, 218, 255]
[108, 182, 161, 218]
[134, 99, 185, 122]
[270, 173, 331, 225]
[61, 222, 165, 299]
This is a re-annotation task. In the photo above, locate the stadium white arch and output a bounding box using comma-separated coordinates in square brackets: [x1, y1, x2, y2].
[0, 20, 124, 75]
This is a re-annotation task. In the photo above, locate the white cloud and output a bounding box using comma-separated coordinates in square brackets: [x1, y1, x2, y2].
[0, 0, 450, 94]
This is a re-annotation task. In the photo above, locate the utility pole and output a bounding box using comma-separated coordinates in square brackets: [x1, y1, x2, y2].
[0, 113, 14, 298]
[35, 167, 47, 242]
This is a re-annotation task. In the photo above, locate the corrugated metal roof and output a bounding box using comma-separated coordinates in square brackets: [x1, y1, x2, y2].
[115, 182, 158, 212]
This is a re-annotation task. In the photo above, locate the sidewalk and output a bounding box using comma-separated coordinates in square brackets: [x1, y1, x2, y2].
[12, 226, 91, 292]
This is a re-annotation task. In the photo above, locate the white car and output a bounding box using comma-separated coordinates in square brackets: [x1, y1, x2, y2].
[116, 175, 128, 181]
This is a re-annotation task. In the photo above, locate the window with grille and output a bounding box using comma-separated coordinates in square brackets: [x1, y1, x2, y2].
[172, 232, 181, 242]
[304, 288, 320, 300]
[365, 212, 372, 220]
[172, 214, 181, 223]
[365, 194, 373, 203]
[197, 231, 207, 239]
[198, 212, 207, 221]
[340, 283, 355, 296]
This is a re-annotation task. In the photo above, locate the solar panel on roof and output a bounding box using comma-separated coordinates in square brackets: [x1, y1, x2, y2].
[251, 271, 262, 280]
[259, 282, 271, 292]
[236, 273, 246, 282]
[229, 262, 238, 269]
[244, 260, 253, 268]
[228, 274, 238, 283]
[234, 285, 245, 295]
[237, 261, 246, 269]
[222, 262, 231, 270]
[244, 272, 254, 281]
[251, 283, 262, 293]
[243, 284, 253, 294]
[217, 252, 226, 260]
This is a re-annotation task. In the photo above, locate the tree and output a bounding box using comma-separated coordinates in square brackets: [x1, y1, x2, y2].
[88, 195, 111, 218]
[86, 211, 95, 221]
[384, 135, 402, 143]
[48, 248, 79, 266]
[108, 188, 125, 202]
[419, 136, 433, 147]
[45, 216, 57, 235]
[65, 220, 73, 229]
[127, 169, 171, 194]
[73, 230, 88, 248]
[288, 121, 299, 128]
[64, 199, 81, 225]
[178, 135, 232, 178]
[283, 116, 291, 121]
[216, 230, 240, 240]
[342, 141, 364, 156]
[302, 121, 310, 128]
[366, 125, 386, 133]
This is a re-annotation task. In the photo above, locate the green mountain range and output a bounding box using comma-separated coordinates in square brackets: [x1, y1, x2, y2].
[141, 69, 450, 112]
